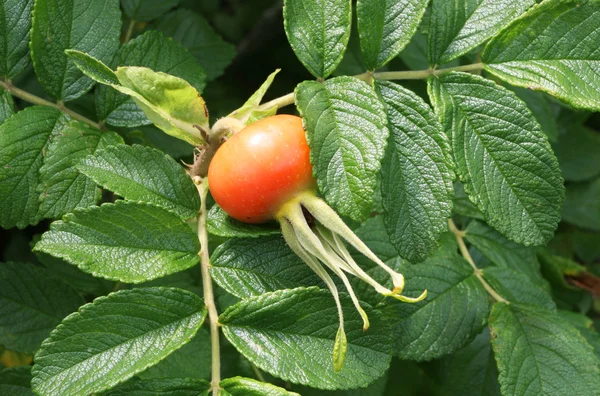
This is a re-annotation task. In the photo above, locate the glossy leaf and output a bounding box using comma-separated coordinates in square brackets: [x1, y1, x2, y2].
[34, 201, 199, 283]
[0, 366, 34, 396]
[154, 9, 236, 81]
[220, 377, 299, 396]
[31, 287, 206, 396]
[375, 80, 453, 263]
[483, 0, 600, 112]
[206, 204, 280, 238]
[0, 262, 84, 353]
[211, 236, 323, 298]
[428, 0, 534, 66]
[101, 377, 210, 396]
[38, 124, 123, 219]
[95, 30, 206, 128]
[283, 0, 351, 78]
[77, 144, 199, 220]
[30, 0, 121, 101]
[428, 72, 564, 246]
[490, 302, 600, 396]
[382, 245, 489, 360]
[295, 77, 389, 221]
[121, 0, 180, 22]
[512, 87, 558, 143]
[220, 287, 392, 390]
[0, 107, 67, 229]
[357, 0, 428, 70]
[0, 0, 33, 79]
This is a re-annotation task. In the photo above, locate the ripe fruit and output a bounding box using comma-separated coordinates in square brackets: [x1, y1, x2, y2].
[208, 114, 426, 372]
[208, 115, 315, 223]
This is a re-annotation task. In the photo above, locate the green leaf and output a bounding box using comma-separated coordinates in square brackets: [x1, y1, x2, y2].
[138, 329, 210, 381]
[154, 9, 236, 81]
[31, 287, 206, 396]
[0, 88, 15, 124]
[482, 0, 600, 112]
[121, 0, 180, 22]
[357, 0, 428, 70]
[101, 377, 210, 396]
[554, 125, 600, 182]
[64, 49, 119, 85]
[428, 72, 564, 246]
[207, 204, 281, 238]
[95, 30, 206, 128]
[210, 236, 323, 298]
[0, 0, 33, 79]
[0, 366, 34, 396]
[220, 377, 299, 396]
[537, 249, 586, 289]
[465, 220, 548, 289]
[0, 107, 67, 229]
[562, 178, 600, 231]
[228, 69, 280, 124]
[489, 302, 600, 396]
[34, 201, 199, 283]
[482, 267, 555, 310]
[77, 144, 199, 220]
[453, 182, 484, 220]
[220, 287, 392, 390]
[67, 51, 208, 146]
[295, 77, 389, 221]
[38, 124, 123, 219]
[382, 247, 489, 360]
[428, 0, 535, 66]
[30, 0, 121, 101]
[512, 87, 559, 143]
[374, 80, 453, 263]
[558, 311, 600, 361]
[283, 0, 351, 78]
[0, 262, 84, 354]
[428, 328, 500, 396]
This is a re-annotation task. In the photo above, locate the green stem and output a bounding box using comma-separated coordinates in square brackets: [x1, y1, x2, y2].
[124, 19, 136, 43]
[193, 177, 221, 394]
[0, 79, 101, 129]
[448, 219, 509, 304]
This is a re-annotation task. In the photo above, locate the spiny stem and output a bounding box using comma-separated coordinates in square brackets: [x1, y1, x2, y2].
[193, 176, 221, 394]
[448, 219, 509, 304]
[0, 79, 101, 129]
[255, 63, 485, 111]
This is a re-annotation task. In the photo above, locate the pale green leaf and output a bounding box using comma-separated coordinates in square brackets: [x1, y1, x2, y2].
[154, 8, 236, 81]
[31, 287, 206, 396]
[77, 144, 199, 220]
[38, 124, 123, 219]
[0, 366, 34, 396]
[283, 0, 351, 78]
[295, 77, 389, 221]
[0, 0, 32, 79]
[228, 69, 280, 124]
[0, 107, 67, 229]
[34, 201, 199, 283]
[357, 0, 428, 70]
[64, 49, 119, 85]
[220, 377, 299, 396]
[30, 0, 121, 101]
[101, 377, 210, 396]
[206, 204, 280, 238]
[0, 262, 84, 354]
[220, 287, 392, 390]
[375, 80, 453, 263]
[428, 0, 535, 65]
[483, 0, 600, 112]
[382, 246, 489, 360]
[121, 0, 180, 22]
[428, 72, 564, 246]
[210, 236, 323, 298]
[562, 178, 600, 231]
[95, 30, 206, 128]
[490, 302, 600, 396]
[0, 88, 15, 124]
